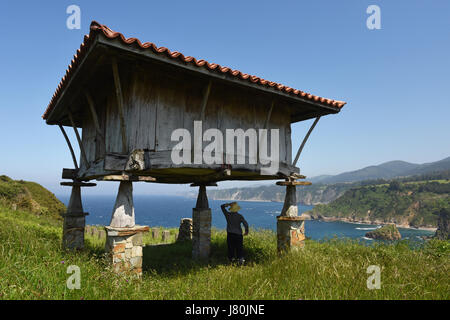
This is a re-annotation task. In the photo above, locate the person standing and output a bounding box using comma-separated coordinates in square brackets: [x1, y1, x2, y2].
[220, 202, 249, 264]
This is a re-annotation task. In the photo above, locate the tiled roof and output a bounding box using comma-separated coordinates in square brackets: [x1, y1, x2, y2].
[43, 21, 346, 119]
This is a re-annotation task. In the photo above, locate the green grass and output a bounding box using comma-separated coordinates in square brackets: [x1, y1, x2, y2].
[0, 207, 449, 300]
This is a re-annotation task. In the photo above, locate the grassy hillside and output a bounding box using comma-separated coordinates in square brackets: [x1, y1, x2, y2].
[309, 180, 450, 228]
[0, 206, 448, 300]
[0, 175, 65, 220]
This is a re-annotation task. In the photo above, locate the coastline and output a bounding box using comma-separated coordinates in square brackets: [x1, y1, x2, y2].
[188, 196, 437, 232]
[303, 215, 436, 232]
[209, 198, 280, 203]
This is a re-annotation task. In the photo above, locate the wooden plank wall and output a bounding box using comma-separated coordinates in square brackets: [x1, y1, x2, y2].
[83, 62, 293, 171]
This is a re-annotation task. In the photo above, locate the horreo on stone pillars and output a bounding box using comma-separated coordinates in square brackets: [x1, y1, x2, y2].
[43, 22, 346, 272]
[191, 183, 216, 260]
[105, 180, 149, 275]
[276, 177, 311, 252]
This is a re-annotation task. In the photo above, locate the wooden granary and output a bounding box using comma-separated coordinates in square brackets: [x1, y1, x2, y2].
[43, 21, 345, 273]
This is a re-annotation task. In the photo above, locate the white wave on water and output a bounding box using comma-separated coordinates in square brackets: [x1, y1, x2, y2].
[362, 237, 374, 240]
[355, 226, 381, 230]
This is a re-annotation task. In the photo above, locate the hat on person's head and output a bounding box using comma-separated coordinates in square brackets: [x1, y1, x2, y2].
[229, 202, 241, 213]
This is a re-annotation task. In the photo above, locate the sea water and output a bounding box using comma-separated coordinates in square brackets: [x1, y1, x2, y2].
[57, 194, 434, 241]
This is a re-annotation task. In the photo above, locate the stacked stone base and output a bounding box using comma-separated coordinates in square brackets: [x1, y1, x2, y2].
[177, 218, 193, 242]
[192, 209, 211, 260]
[105, 225, 149, 275]
[276, 216, 305, 252]
[62, 213, 88, 250]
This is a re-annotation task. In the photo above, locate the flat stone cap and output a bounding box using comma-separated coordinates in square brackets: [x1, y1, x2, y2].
[277, 216, 305, 221]
[105, 225, 149, 236]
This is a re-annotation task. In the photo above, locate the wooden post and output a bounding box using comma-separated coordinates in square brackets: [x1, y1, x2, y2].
[58, 125, 79, 170]
[67, 109, 89, 168]
[85, 91, 105, 145]
[200, 80, 212, 122]
[111, 57, 128, 154]
[293, 116, 321, 167]
[257, 100, 275, 164]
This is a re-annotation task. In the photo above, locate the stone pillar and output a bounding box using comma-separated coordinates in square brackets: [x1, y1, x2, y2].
[151, 227, 160, 239]
[276, 180, 308, 252]
[105, 226, 149, 275]
[62, 185, 88, 250]
[276, 216, 305, 252]
[192, 184, 212, 260]
[281, 185, 298, 217]
[177, 218, 193, 242]
[105, 181, 149, 276]
[162, 230, 171, 242]
[109, 181, 135, 228]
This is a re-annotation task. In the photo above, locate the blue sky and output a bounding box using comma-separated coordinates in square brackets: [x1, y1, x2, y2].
[0, 0, 449, 196]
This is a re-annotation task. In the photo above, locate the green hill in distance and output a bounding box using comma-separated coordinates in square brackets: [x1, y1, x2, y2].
[310, 156, 450, 184]
[208, 156, 450, 206]
[307, 179, 450, 229]
[0, 175, 65, 220]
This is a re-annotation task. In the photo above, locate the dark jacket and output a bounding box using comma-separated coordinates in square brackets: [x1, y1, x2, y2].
[221, 204, 249, 235]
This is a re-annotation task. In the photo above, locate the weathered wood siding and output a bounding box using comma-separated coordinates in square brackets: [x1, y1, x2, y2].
[80, 111, 96, 170]
[82, 63, 293, 172]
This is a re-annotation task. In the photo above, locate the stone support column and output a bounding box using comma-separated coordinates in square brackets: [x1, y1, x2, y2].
[192, 184, 212, 260]
[276, 179, 310, 252]
[105, 181, 148, 276]
[62, 185, 88, 250]
[105, 225, 149, 275]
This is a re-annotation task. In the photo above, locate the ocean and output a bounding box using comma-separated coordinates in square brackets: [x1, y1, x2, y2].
[58, 194, 435, 242]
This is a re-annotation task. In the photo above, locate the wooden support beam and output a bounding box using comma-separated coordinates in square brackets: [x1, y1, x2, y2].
[190, 182, 218, 187]
[85, 90, 105, 144]
[200, 80, 212, 122]
[60, 181, 97, 187]
[264, 100, 275, 130]
[67, 109, 89, 169]
[289, 173, 307, 180]
[112, 57, 128, 154]
[257, 100, 275, 164]
[58, 125, 79, 170]
[292, 116, 321, 167]
[97, 174, 156, 182]
[276, 181, 312, 186]
[62, 168, 79, 180]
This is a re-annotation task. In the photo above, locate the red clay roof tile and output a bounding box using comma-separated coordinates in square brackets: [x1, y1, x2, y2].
[43, 21, 346, 119]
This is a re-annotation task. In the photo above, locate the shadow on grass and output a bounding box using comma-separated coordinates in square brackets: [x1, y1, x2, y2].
[142, 237, 273, 276]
